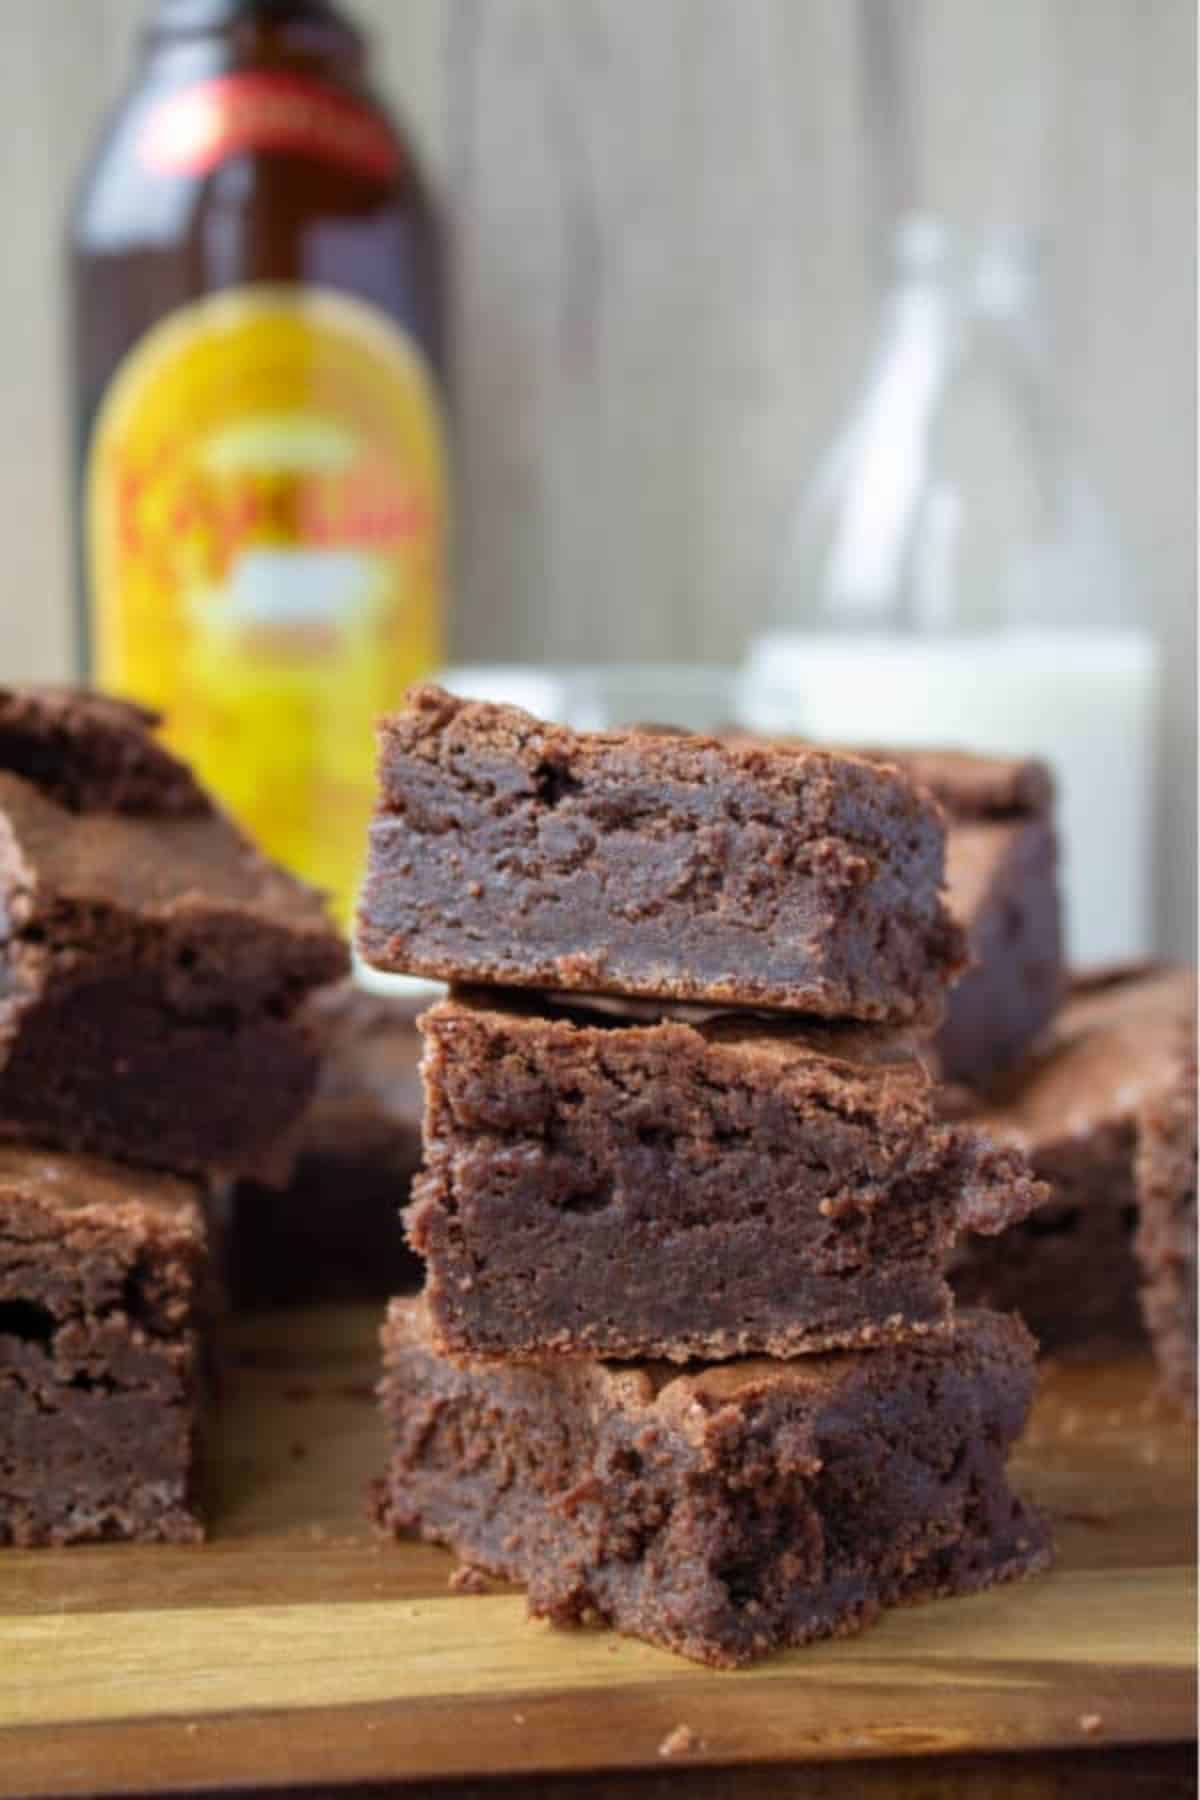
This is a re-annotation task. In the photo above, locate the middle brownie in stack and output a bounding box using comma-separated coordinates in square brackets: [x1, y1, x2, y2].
[362, 687, 1053, 1666]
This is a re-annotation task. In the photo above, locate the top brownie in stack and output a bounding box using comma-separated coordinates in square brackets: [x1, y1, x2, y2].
[0, 688, 348, 1183]
[359, 687, 967, 1026]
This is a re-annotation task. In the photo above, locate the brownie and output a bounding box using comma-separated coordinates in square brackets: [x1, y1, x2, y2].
[1135, 1033, 1197, 1411]
[0, 1145, 209, 1546]
[232, 982, 424, 1305]
[407, 991, 1046, 1363]
[949, 965, 1195, 1355]
[0, 687, 348, 1182]
[375, 1298, 1051, 1668]
[818, 745, 1062, 1087]
[933, 817, 1062, 1086]
[0, 685, 209, 817]
[358, 686, 966, 1026]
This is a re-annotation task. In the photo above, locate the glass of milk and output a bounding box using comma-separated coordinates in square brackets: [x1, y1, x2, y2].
[737, 219, 1159, 966]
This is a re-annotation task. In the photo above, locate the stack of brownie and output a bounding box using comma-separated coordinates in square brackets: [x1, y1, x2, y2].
[0, 689, 347, 1546]
[361, 687, 1053, 1667]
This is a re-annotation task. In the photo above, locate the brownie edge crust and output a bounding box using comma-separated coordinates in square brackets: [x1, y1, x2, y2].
[374, 1300, 1051, 1668]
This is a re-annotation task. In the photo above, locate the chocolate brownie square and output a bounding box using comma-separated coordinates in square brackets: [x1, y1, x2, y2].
[408, 991, 1045, 1362]
[375, 1299, 1051, 1667]
[232, 983, 424, 1305]
[0, 1145, 210, 1546]
[359, 687, 966, 1026]
[0, 687, 348, 1182]
[1135, 1030, 1197, 1411]
[949, 966, 1195, 1356]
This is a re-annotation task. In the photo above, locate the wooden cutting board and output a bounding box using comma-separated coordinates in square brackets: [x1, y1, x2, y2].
[0, 1305, 1194, 1798]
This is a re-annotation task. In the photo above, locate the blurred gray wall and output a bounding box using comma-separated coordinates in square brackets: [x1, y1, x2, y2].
[2, 0, 1194, 955]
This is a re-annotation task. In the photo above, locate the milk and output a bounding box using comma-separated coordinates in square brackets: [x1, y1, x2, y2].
[736, 628, 1160, 965]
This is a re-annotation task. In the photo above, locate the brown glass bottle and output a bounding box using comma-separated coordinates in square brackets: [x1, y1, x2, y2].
[69, 0, 446, 925]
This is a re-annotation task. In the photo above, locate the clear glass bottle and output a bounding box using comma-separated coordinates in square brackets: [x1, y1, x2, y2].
[738, 218, 1158, 964]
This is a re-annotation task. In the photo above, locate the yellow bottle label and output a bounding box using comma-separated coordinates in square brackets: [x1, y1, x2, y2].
[87, 284, 446, 927]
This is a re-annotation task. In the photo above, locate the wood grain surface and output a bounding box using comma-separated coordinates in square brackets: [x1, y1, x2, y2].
[0, 1304, 1194, 1798]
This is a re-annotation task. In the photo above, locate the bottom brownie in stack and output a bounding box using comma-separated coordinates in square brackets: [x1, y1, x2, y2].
[376, 1299, 1050, 1667]
[0, 1148, 211, 1545]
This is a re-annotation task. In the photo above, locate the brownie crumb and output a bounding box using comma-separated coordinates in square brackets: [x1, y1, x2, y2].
[450, 1564, 492, 1595]
[659, 1724, 700, 1759]
[1078, 1713, 1104, 1735]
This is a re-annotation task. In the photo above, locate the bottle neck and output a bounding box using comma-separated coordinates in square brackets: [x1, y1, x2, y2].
[150, 1, 344, 29]
[145, 0, 365, 78]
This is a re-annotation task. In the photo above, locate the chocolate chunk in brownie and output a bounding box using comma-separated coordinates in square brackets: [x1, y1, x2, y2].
[0, 1146, 210, 1546]
[948, 965, 1195, 1356]
[407, 991, 1045, 1363]
[375, 1299, 1051, 1668]
[232, 982, 425, 1305]
[358, 687, 966, 1027]
[1135, 1030, 1197, 1412]
[0, 687, 349, 1182]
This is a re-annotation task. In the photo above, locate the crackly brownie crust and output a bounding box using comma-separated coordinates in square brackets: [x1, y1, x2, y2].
[0, 690, 348, 1182]
[1135, 1036, 1197, 1412]
[358, 687, 966, 1026]
[408, 991, 1045, 1363]
[375, 1299, 1051, 1668]
[949, 966, 1195, 1356]
[0, 1146, 209, 1546]
[232, 983, 424, 1305]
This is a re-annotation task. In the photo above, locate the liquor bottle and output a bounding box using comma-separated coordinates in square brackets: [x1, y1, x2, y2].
[71, 0, 446, 925]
